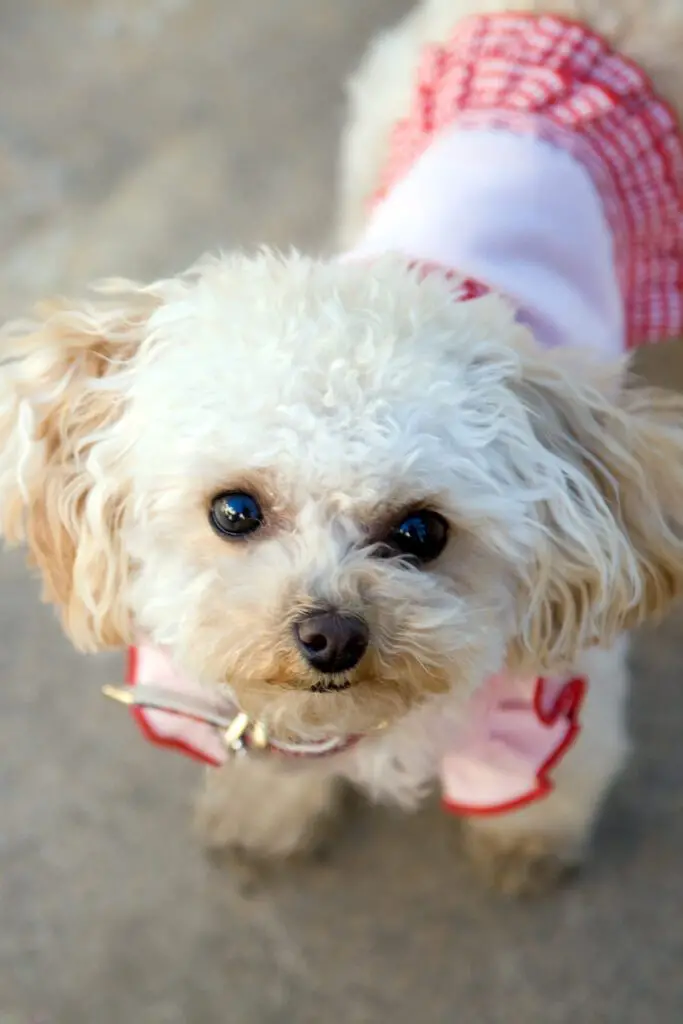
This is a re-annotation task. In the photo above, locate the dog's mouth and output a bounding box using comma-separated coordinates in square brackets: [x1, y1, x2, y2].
[309, 677, 352, 694]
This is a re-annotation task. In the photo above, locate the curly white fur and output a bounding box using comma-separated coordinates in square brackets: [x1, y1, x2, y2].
[2, 0, 683, 894]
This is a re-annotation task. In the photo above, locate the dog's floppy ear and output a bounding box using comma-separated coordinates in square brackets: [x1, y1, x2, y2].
[506, 349, 683, 672]
[0, 286, 156, 651]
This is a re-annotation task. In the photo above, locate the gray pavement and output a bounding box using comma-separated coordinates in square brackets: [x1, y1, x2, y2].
[1, 3, 682, 1022]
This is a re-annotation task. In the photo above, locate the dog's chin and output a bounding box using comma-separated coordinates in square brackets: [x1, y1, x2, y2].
[229, 663, 452, 741]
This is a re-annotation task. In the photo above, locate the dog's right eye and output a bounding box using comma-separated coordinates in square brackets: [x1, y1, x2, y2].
[384, 509, 449, 563]
[209, 492, 264, 538]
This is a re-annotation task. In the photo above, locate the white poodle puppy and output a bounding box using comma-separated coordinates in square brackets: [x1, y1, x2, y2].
[2, 0, 683, 895]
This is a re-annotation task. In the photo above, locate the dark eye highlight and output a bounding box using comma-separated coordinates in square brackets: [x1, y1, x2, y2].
[209, 492, 264, 538]
[385, 509, 449, 563]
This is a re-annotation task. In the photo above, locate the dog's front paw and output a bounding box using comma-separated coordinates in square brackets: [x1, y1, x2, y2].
[462, 823, 583, 898]
[195, 760, 342, 870]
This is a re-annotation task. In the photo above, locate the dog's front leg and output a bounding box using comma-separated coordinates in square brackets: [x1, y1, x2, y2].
[195, 755, 342, 864]
[462, 643, 630, 896]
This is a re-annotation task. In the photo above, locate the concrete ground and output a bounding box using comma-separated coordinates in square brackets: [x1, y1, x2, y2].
[1, 2, 682, 1022]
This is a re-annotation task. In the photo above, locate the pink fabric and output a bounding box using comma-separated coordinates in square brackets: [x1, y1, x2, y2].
[356, 129, 624, 355]
[127, 646, 227, 766]
[441, 675, 585, 815]
[372, 12, 683, 349]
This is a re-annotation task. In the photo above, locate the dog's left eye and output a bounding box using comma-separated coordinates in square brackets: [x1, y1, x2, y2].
[386, 509, 449, 563]
[210, 491, 264, 538]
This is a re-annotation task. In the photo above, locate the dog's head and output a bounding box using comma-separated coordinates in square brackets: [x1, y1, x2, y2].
[2, 252, 683, 739]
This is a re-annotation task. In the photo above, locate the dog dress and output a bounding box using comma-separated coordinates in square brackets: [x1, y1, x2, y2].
[120, 14, 683, 816]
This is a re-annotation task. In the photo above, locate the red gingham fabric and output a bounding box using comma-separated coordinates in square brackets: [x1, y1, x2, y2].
[374, 14, 683, 349]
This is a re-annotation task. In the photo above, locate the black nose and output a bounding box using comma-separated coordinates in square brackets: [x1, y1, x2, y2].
[294, 610, 369, 674]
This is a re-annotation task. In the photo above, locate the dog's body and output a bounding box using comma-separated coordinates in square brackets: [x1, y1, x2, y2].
[199, 0, 683, 891]
[2, 0, 683, 896]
